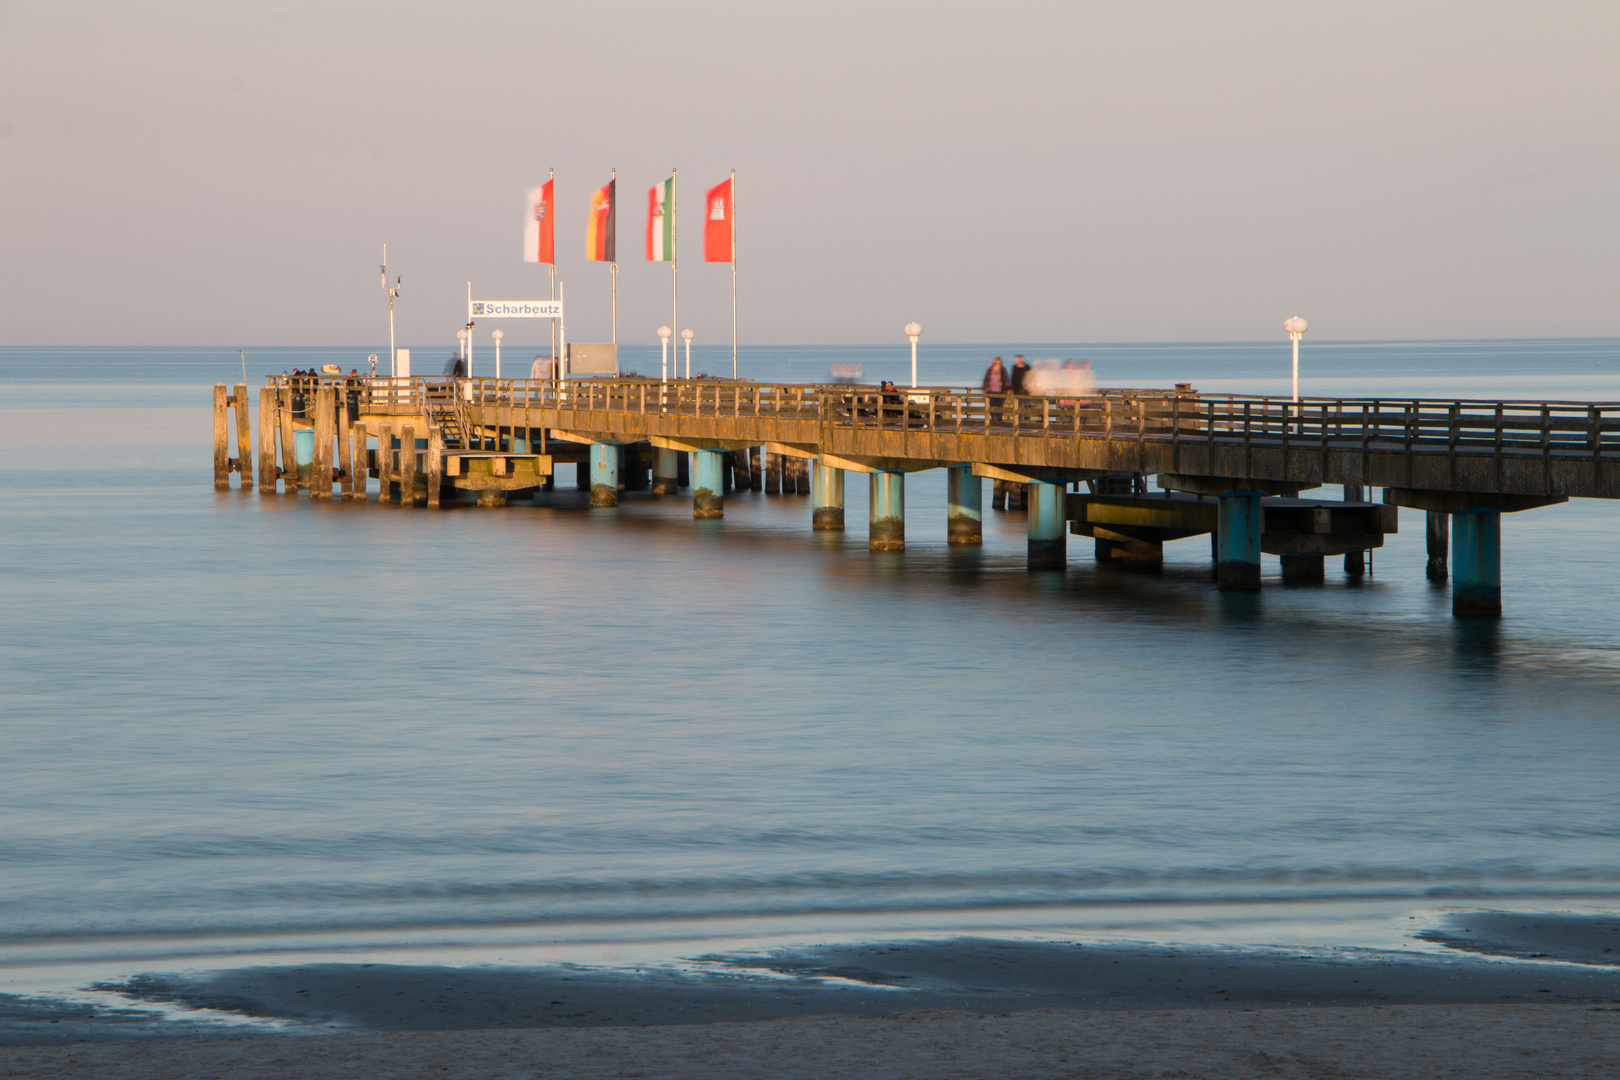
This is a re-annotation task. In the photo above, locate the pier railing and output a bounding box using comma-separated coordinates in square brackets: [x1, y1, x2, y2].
[263, 375, 1620, 461]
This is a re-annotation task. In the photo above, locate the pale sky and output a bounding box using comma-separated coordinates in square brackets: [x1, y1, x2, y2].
[1, 0, 1616, 349]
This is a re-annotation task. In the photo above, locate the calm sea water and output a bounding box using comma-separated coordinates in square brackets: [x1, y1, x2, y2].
[2, 340, 1618, 1002]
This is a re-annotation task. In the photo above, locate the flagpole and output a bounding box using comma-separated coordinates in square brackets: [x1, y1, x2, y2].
[548, 167, 556, 371]
[609, 167, 618, 347]
[730, 169, 737, 380]
[672, 168, 681, 378]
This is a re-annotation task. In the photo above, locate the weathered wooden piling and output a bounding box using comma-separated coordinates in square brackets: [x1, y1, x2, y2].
[1426, 510, 1449, 581]
[1217, 491, 1263, 590]
[869, 471, 905, 551]
[764, 450, 782, 494]
[400, 425, 417, 504]
[946, 466, 982, 545]
[233, 383, 252, 488]
[257, 387, 278, 494]
[311, 387, 335, 501]
[1342, 484, 1366, 576]
[693, 449, 724, 518]
[336, 391, 353, 499]
[277, 387, 297, 493]
[352, 422, 368, 501]
[426, 427, 443, 507]
[812, 460, 844, 530]
[213, 384, 230, 488]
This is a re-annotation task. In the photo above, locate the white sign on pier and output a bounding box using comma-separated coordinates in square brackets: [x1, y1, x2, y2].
[468, 301, 562, 319]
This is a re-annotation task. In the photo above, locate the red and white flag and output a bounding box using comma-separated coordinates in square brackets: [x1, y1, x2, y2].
[704, 175, 733, 263]
[523, 178, 554, 264]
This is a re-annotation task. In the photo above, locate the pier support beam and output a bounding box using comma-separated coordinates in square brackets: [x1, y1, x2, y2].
[233, 383, 252, 489]
[812, 459, 845, 530]
[399, 425, 417, 505]
[1426, 511, 1449, 581]
[1280, 553, 1326, 583]
[868, 471, 905, 551]
[426, 428, 443, 508]
[1217, 491, 1263, 591]
[693, 449, 725, 518]
[653, 447, 681, 494]
[1452, 509, 1501, 618]
[212, 384, 229, 488]
[947, 465, 982, 545]
[1343, 485, 1366, 575]
[1027, 480, 1066, 569]
[351, 422, 368, 501]
[590, 442, 620, 507]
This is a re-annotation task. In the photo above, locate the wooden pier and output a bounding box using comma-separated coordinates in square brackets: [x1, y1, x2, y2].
[214, 376, 1620, 617]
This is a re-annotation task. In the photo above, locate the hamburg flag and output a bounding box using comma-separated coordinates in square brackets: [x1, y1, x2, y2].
[646, 176, 674, 261]
[586, 179, 616, 262]
[703, 176, 733, 263]
[524, 179, 554, 264]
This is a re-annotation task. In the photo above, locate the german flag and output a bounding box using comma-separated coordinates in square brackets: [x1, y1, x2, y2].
[586, 178, 615, 262]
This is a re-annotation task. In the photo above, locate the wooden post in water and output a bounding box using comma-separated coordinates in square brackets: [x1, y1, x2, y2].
[233, 383, 252, 488]
[426, 427, 443, 507]
[213, 384, 230, 488]
[374, 423, 392, 500]
[1426, 510, 1449, 581]
[277, 387, 297, 493]
[400, 424, 417, 505]
[352, 421, 368, 501]
[311, 387, 335, 500]
[257, 387, 277, 493]
[765, 450, 782, 494]
[336, 391, 353, 499]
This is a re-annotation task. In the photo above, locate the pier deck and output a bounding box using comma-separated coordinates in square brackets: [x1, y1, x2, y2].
[216, 376, 1620, 617]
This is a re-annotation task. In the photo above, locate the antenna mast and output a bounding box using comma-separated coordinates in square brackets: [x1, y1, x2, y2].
[381, 244, 400, 377]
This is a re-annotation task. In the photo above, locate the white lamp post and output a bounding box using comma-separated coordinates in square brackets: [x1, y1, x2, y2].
[682, 328, 694, 379]
[1284, 316, 1308, 402]
[658, 325, 673, 383]
[456, 328, 468, 374]
[492, 328, 503, 379]
[904, 322, 922, 388]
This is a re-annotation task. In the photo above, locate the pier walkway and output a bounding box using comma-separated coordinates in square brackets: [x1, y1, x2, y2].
[214, 376, 1620, 618]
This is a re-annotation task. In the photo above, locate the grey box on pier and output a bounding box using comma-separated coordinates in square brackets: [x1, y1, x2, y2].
[567, 344, 618, 375]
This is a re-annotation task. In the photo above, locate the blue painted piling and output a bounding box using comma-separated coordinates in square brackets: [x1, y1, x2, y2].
[693, 449, 725, 518]
[812, 460, 845, 530]
[1027, 480, 1066, 569]
[869, 471, 905, 551]
[947, 465, 982, 545]
[590, 442, 620, 507]
[1452, 509, 1501, 617]
[1217, 491, 1263, 591]
[653, 447, 681, 494]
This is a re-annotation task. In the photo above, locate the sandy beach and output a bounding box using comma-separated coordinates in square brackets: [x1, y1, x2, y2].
[4, 1004, 1616, 1080]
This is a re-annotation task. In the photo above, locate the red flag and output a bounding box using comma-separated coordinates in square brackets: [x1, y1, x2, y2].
[704, 176, 733, 263]
[524, 178, 554, 264]
[586, 179, 615, 262]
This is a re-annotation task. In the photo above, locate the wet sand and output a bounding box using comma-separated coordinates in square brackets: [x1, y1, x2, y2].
[4, 931, 1620, 1077]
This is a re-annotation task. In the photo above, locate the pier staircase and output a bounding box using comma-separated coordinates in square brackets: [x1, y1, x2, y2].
[424, 381, 476, 450]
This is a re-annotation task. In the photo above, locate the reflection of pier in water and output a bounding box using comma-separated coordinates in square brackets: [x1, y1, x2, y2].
[213, 376, 1620, 618]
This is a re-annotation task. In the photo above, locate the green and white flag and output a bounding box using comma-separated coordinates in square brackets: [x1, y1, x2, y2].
[645, 175, 674, 261]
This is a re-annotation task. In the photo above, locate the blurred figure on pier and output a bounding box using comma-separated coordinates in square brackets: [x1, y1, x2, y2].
[982, 357, 1008, 423]
[1029, 359, 1095, 408]
[829, 362, 863, 384]
[1010, 355, 1032, 396]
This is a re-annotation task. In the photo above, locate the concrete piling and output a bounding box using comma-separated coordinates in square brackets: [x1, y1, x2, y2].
[590, 442, 620, 507]
[1217, 491, 1263, 591]
[1343, 484, 1366, 575]
[399, 425, 417, 505]
[947, 466, 982, 545]
[812, 459, 845, 530]
[351, 422, 368, 501]
[693, 449, 725, 518]
[1280, 553, 1326, 583]
[653, 447, 681, 494]
[869, 471, 905, 551]
[1027, 481, 1066, 569]
[1452, 509, 1501, 617]
[426, 428, 443, 507]
[1426, 511, 1449, 581]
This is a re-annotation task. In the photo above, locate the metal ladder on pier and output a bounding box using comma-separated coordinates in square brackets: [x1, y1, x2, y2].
[424, 380, 477, 450]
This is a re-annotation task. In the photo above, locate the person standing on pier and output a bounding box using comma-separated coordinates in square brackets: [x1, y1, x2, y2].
[982, 357, 1008, 423]
[1010, 355, 1032, 396]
